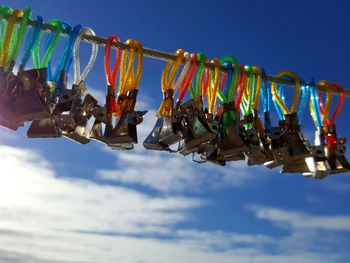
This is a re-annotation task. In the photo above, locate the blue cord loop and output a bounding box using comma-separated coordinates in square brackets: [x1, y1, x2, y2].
[297, 79, 309, 122]
[261, 69, 270, 113]
[260, 68, 271, 131]
[309, 79, 323, 128]
[20, 15, 43, 70]
[57, 23, 82, 77]
[46, 23, 82, 96]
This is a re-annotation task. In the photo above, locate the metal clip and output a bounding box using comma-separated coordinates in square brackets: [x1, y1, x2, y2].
[27, 117, 61, 138]
[301, 128, 331, 179]
[269, 112, 311, 169]
[0, 70, 23, 130]
[108, 110, 147, 150]
[11, 68, 51, 123]
[62, 93, 97, 144]
[178, 98, 218, 156]
[324, 125, 350, 174]
[241, 113, 277, 167]
[143, 117, 171, 151]
[89, 105, 109, 144]
[106, 89, 147, 150]
[216, 104, 248, 162]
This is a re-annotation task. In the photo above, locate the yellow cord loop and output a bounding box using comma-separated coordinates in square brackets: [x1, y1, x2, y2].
[157, 49, 184, 118]
[161, 48, 184, 92]
[208, 58, 220, 114]
[115, 39, 144, 118]
[1, 9, 23, 67]
[252, 66, 262, 111]
[271, 70, 301, 115]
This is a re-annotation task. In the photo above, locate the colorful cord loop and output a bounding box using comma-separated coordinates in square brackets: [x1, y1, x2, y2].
[118, 39, 144, 97]
[234, 65, 247, 111]
[252, 66, 262, 111]
[173, 52, 191, 94]
[104, 35, 121, 89]
[309, 79, 323, 128]
[73, 27, 98, 86]
[0, 7, 14, 59]
[10, 7, 31, 66]
[32, 19, 64, 69]
[192, 52, 206, 98]
[207, 58, 220, 115]
[104, 35, 122, 114]
[271, 70, 301, 115]
[0, 9, 23, 68]
[240, 65, 255, 117]
[116, 39, 143, 117]
[20, 15, 42, 70]
[260, 68, 270, 114]
[158, 49, 184, 118]
[318, 80, 345, 128]
[218, 55, 240, 103]
[297, 81, 309, 122]
[177, 53, 197, 104]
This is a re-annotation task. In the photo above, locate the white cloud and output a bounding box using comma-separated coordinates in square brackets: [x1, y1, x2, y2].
[0, 145, 204, 236]
[321, 178, 350, 194]
[0, 144, 349, 262]
[247, 204, 350, 232]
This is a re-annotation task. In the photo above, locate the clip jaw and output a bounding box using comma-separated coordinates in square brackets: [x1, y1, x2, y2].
[89, 105, 109, 144]
[144, 89, 182, 151]
[106, 89, 147, 150]
[0, 70, 24, 130]
[242, 112, 277, 167]
[269, 113, 313, 174]
[61, 86, 98, 144]
[302, 128, 331, 179]
[178, 97, 217, 156]
[268, 112, 312, 172]
[215, 103, 248, 162]
[12, 68, 51, 122]
[143, 117, 172, 151]
[26, 69, 68, 138]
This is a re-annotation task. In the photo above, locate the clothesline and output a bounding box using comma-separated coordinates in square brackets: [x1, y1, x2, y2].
[5, 13, 350, 98]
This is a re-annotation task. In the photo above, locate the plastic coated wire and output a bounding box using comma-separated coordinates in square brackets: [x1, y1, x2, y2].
[3, 13, 350, 98]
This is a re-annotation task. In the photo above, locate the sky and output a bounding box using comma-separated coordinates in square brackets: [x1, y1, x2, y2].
[0, 0, 350, 262]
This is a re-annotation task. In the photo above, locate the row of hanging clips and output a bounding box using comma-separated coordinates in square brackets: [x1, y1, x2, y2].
[0, 6, 349, 179]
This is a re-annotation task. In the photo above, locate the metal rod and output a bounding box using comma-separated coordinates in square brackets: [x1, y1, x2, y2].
[5, 13, 350, 97]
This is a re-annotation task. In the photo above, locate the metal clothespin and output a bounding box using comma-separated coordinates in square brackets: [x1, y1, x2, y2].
[303, 128, 331, 179]
[178, 97, 218, 156]
[269, 112, 312, 171]
[242, 111, 276, 167]
[215, 103, 248, 162]
[89, 105, 109, 144]
[11, 68, 51, 123]
[60, 84, 98, 144]
[324, 125, 350, 174]
[27, 70, 67, 138]
[144, 89, 183, 151]
[0, 69, 24, 130]
[106, 89, 147, 150]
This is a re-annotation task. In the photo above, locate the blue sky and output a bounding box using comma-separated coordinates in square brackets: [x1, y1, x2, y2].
[0, 0, 350, 262]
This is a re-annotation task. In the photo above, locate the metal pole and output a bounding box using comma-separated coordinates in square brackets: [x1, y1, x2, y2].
[5, 14, 350, 97]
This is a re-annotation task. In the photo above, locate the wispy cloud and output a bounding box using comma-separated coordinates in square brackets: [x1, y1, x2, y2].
[0, 145, 204, 236]
[1, 144, 349, 262]
[247, 204, 350, 232]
